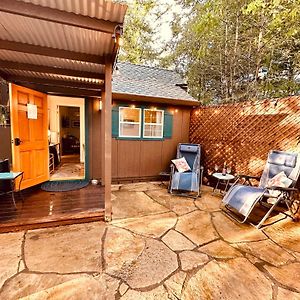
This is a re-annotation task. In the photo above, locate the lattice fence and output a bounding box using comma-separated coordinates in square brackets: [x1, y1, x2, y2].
[190, 96, 300, 180]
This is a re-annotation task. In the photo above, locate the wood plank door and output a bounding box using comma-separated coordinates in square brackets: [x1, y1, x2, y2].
[10, 84, 49, 190]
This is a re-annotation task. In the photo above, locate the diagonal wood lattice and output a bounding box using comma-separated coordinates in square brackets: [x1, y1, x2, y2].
[190, 96, 300, 179]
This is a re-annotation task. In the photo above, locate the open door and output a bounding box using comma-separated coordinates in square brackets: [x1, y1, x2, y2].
[10, 84, 49, 190]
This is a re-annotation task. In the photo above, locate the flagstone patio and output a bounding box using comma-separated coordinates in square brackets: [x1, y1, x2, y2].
[0, 182, 299, 299]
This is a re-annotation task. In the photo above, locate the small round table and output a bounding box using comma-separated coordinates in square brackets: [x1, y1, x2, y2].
[212, 173, 235, 194]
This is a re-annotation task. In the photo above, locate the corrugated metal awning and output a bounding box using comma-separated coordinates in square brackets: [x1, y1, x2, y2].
[0, 0, 127, 97]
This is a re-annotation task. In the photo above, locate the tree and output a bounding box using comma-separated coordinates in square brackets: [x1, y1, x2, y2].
[170, 0, 300, 103]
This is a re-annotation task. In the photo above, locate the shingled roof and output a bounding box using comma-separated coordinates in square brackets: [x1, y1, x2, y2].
[112, 62, 198, 106]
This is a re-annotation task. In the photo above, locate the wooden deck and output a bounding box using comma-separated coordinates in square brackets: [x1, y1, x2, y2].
[0, 184, 105, 233]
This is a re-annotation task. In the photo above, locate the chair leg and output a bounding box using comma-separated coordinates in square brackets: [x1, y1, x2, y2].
[255, 197, 283, 229]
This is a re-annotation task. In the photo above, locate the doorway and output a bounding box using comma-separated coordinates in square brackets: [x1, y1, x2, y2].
[48, 96, 85, 180]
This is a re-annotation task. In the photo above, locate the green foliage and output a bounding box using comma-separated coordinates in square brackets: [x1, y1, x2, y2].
[171, 0, 300, 103]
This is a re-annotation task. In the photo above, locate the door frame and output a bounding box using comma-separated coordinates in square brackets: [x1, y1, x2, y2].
[48, 96, 86, 180]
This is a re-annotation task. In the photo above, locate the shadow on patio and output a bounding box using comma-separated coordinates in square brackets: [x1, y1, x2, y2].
[0, 181, 299, 299]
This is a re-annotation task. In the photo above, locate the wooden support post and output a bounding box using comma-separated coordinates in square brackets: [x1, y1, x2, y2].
[103, 61, 112, 221]
[101, 89, 106, 186]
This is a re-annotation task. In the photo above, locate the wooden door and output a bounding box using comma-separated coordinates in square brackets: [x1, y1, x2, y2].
[10, 84, 49, 190]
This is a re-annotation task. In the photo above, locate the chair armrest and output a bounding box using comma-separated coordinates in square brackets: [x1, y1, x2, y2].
[238, 174, 260, 181]
[267, 186, 298, 192]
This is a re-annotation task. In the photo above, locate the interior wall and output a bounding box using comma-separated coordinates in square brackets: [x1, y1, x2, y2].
[48, 96, 85, 162]
[60, 106, 80, 140]
[0, 79, 11, 162]
[88, 98, 192, 181]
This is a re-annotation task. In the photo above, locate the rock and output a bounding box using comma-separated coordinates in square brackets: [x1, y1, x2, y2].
[0, 232, 23, 288]
[25, 222, 105, 273]
[199, 240, 242, 259]
[179, 251, 209, 271]
[264, 220, 300, 253]
[18, 274, 119, 300]
[182, 258, 273, 300]
[146, 189, 197, 215]
[112, 191, 168, 219]
[277, 287, 300, 300]
[195, 190, 221, 212]
[176, 211, 219, 246]
[104, 227, 145, 276]
[121, 286, 169, 300]
[234, 240, 295, 266]
[119, 283, 129, 296]
[212, 212, 267, 243]
[124, 239, 178, 289]
[112, 212, 177, 238]
[120, 182, 163, 192]
[162, 230, 195, 251]
[164, 271, 186, 300]
[265, 262, 300, 292]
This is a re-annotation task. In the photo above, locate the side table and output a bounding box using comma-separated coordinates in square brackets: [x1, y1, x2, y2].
[212, 172, 235, 195]
[0, 171, 24, 208]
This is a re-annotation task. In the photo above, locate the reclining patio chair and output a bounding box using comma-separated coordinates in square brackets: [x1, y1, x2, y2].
[169, 143, 203, 198]
[222, 150, 300, 229]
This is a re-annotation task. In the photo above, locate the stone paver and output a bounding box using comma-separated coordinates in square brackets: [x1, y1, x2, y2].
[199, 240, 243, 259]
[212, 212, 267, 243]
[0, 232, 23, 289]
[123, 239, 178, 289]
[164, 271, 186, 300]
[162, 229, 195, 251]
[112, 191, 168, 219]
[25, 222, 105, 273]
[179, 250, 209, 271]
[121, 286, 169, 299]
[264, 262, 300, 292]
[277, 287, 300, 300]
[233, 239, 295, 266]
[104, 227, 145, 276]
[146, 189, 197, 215]
[264, 219, 300, 253]
[195, 186, 221, 212]
[176, 210, 219, 246]
[182, 258, 273, 300]
[112, 211, 177, 238]
[1, 181, 300, 299]
[19, 274, 119, 300]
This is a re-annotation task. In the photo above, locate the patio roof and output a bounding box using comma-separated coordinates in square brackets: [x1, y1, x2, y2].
[0, 0, 127, 97]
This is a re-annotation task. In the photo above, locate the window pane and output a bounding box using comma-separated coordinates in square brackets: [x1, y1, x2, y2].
[144, 110, 163, 124]
[144, 124, 163, 137]
[120, 123, 140, 137]
[120, 107, 140, 122]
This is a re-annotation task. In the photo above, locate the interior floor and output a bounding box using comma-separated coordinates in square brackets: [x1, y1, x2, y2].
[50, 155, 84, 179]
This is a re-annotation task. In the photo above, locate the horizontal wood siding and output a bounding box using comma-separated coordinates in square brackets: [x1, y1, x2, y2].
[88, 98, 193, 181]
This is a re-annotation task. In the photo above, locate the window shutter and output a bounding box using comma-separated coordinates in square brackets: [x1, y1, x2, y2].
[112, 106, 119, 138]
[163, 110, 173, 139]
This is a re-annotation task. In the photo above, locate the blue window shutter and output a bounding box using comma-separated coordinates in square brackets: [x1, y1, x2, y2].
[112, 106, 119, 138]
[163, 110, 173, 139]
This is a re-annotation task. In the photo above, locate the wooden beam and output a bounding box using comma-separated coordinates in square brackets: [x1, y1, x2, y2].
[8, 75, 103, 90]
[103, 61, 112, 221]
[0, 0, 120, 34]
[0, 60, 105, 80]
[0, 40, 106, 64]
[18, 82, 102, 97]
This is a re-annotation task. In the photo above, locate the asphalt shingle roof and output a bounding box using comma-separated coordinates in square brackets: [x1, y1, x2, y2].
[112, 62, 197, 103]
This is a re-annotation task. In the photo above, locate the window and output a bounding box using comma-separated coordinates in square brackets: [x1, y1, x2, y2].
[143, 109, 164, 138]
[119, 107, 141, 138]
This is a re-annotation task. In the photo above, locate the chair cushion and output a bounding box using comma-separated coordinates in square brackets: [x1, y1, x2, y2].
[179, 144, 199, 153]
[267, 171, 293, 188]
[172, 157, 191, 173]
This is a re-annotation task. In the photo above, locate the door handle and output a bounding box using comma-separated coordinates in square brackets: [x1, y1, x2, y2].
[14, 138, 22, 146]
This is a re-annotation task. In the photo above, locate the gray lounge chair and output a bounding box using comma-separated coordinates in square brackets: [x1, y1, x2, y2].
[222, 150, 300, 229]
[169, 143, 203, 198]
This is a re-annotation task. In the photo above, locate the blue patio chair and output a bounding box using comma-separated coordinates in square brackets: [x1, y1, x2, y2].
[222, 150, 300, 229]
[169, 143, 203, 198]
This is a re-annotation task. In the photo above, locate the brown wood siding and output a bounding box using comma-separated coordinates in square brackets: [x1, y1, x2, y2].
[88, 99, 193, 181]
